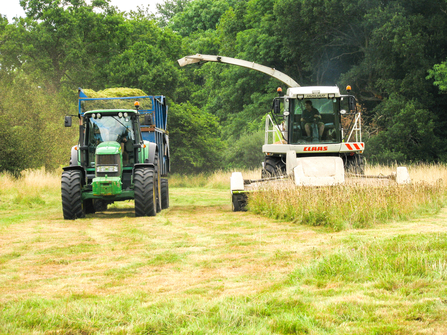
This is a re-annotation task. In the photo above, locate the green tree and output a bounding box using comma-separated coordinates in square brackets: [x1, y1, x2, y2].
[168, 101, 225, 173]
[0, 71, 77, 173]
[156, 0, 192, 27]
[169, 0, 233, 37]
[224, 130, 265, 170]
[428, 62, 447, 93]
[365, 94, 441, 163]
[104, 21, 183, 99]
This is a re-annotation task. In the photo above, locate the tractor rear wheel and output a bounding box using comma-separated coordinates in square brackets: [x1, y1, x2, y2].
[161, 178, 169, 209]
[61, 170, 85, 220]
[134, 167, 156, 217]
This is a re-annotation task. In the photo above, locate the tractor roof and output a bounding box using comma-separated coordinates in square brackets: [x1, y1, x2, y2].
[84, 109, 138, 115]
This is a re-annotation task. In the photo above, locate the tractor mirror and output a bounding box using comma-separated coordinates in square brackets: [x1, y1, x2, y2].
[64, 116, 72, 127]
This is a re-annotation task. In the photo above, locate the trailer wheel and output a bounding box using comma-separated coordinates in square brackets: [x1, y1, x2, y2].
[134, 167, 156, 217]
[161, 178, 169, 209]
[262, 156, 286, 178]
[61, 170, 85, 220]
[155, 156, 162, 213]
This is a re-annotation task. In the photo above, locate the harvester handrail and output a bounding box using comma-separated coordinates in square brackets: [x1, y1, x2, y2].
[344, 112, 362, 143]
[265, 114, 284, 144]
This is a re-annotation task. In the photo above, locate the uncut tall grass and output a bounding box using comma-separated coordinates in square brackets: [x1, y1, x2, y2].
[0, 168, 61, 207]
[249, 163, 447, 230]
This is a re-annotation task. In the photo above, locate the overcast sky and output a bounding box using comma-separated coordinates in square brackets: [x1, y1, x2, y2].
[1, 0, 163, 21]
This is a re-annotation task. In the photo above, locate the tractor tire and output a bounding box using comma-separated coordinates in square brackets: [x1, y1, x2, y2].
[61, 170, 85, 220]
[134, 167, 156, 217]
[161, 178, 169, 209]
[262, 156, 286, 178]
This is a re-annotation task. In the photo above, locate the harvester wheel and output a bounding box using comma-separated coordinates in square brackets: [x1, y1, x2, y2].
[61, 170, 85, 220]
[134, 167, 156, 217]
[346, 154, 365, 175]
[232, 193, 247, 212]
[232, 194, 241, 211]
[161, 178, 169, 209]
[262, 156, 286, 178]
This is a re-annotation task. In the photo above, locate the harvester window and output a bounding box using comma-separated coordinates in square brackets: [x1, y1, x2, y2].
[291, 98, 338, 144]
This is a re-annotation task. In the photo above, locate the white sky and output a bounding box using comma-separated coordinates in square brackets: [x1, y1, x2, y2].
[1, 0, 163, 21]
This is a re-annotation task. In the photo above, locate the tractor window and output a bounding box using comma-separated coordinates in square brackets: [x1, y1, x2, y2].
[290, 98, 338, 144]
[86, 115, 136, 167]
[88, 116, 134, 143]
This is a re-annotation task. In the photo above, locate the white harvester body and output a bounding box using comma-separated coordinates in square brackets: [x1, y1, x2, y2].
[177, 54, 410, 211]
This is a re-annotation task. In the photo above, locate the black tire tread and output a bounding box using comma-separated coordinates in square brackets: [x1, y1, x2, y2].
[161, 178, 169, 209]
[262, 156, 285, 178]
[134, 168, 156, 217]
[61, 170, 85, 220]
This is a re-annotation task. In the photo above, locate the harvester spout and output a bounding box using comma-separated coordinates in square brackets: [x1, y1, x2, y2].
[177, 54, 300, 88]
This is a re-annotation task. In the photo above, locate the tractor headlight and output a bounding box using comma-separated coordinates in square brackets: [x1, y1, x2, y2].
[97, 165, 119, 173]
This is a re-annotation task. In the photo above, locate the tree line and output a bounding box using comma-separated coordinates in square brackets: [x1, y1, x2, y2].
[2, 0, 447, 174]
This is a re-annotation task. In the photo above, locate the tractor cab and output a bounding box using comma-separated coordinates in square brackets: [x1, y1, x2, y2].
[84, 110, 140, 168]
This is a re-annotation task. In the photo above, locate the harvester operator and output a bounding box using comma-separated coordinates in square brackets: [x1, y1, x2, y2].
[301, 100, 324, 141]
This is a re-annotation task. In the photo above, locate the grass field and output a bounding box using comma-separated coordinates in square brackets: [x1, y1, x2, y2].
[1, 166, 447, 334]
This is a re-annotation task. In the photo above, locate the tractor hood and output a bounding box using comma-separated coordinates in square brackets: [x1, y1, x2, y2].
[96, 141, 121, 155]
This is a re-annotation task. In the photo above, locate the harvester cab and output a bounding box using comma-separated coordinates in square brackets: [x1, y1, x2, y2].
[264, 85, 364, 177]
[61, 88, 170, 219]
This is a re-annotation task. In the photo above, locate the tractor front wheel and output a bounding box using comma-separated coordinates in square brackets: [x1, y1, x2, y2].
[134, 167, 156, 217]
[61, 170, 85, 220]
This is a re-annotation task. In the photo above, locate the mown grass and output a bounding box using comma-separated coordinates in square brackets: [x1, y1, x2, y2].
[1, 166, 447, 334]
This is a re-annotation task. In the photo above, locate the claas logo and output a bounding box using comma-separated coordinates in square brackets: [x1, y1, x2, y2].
[303, 146, 328, 152]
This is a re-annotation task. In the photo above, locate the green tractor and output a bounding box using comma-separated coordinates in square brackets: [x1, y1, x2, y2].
[62, 88, 170, 219]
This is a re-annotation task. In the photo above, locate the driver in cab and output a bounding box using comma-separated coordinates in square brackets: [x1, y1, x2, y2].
[301, 100, 324, 141]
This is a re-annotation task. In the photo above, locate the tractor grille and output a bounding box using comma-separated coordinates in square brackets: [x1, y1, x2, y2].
[96, 154, 120, 177]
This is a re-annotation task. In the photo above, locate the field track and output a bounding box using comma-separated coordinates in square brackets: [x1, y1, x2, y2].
[1, 187, 446, 300]
[1, 185, 447, 334]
